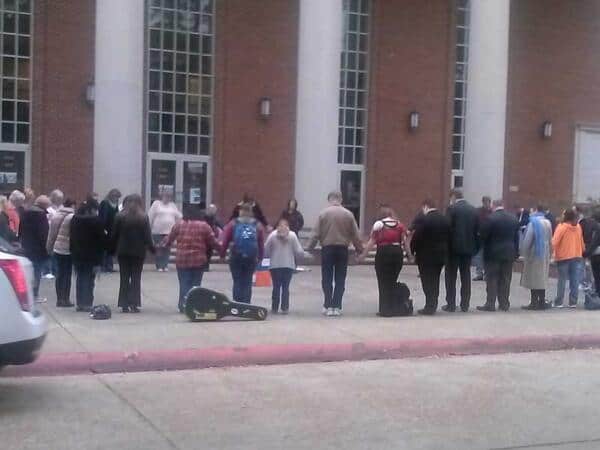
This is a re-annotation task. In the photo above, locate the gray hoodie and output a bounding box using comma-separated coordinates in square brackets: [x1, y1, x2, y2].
[264, 230, 308, 269]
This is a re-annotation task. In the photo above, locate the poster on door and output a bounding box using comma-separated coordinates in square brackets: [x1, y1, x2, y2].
[189, 188, 202, 205]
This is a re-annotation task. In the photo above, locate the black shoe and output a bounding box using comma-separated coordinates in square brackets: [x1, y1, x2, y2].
[417, 308, 435, 316]
[121, 307, 130, 313]
[461, 306, 469, 313]
[476, 305, 496, 312]
[130, 306, 141, 313]
[539, 301, 552, 310]
[442, 305, 456, 312]
[473, 275, 484, 281]
[499, 305, 510, 312]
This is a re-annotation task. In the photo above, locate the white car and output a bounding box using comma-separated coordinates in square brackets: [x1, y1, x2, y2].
[0, 238, 47, 367]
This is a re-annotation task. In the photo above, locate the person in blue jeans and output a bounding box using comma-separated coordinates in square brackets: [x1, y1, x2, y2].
[552, 209, 585, 308]
[163, 207, 221, 313]
[220, 203, 265, 304]
[307, 192, 364, 317]
[264, 218, 311, 314]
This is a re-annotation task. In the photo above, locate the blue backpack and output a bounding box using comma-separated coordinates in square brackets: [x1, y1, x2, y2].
[233, 220, 258, 259]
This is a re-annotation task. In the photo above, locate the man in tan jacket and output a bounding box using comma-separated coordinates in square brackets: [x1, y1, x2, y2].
[307, 192, 363, 317]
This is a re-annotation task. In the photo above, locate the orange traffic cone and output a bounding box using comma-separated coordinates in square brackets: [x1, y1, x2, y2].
[254, 270, 272, 287]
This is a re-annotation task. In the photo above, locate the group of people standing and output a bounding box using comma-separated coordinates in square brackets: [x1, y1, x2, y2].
[4, 183, 597, 319]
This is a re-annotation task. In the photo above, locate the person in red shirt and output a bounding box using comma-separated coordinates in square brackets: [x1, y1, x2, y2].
[163, 207, 221, 313]
[359, 205, 407, 316]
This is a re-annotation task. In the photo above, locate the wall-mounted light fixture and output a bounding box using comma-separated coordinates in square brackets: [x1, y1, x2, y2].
[542, 121, 552, 139]
[259, 97, 271, 118]
[409, 111, 420, 130]
[85, 81, 95, 106]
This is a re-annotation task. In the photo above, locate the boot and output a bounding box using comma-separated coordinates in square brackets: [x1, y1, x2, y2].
[521, 291, 538, 310]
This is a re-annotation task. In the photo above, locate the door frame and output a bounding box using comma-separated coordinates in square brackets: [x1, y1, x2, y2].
[145, 153, 212, 210]
[337, 164, 366, 230]
[573, 124, 600, 204]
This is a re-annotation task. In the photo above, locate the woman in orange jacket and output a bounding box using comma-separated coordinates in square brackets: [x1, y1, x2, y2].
[552, 209, 585, 308]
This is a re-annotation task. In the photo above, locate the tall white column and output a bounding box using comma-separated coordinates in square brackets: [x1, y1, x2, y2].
[294, 0, 342, 228]
[463, 0, 510, 203]
[94, 0, 145, 197]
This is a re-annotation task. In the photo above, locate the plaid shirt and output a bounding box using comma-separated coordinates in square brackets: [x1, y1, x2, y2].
[165, 220, 221, 269]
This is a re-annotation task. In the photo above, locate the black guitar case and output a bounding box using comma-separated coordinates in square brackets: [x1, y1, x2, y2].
[185, 287, 268, 322]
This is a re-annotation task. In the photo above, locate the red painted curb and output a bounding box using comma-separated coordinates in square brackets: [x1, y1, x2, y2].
[4, 334, 600, 378]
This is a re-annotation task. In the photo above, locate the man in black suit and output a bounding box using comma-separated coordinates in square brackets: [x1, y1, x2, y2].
[444, 190, 479, 312]
[410, 199, 450, 315]
[477, 199, 520, 312]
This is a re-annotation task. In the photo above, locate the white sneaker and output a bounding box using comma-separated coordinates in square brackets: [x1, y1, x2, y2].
[35, 297, 47, 304]
[164, 267, 169, 272]
[332, 308, 342, 317]
[322, 307, 329, 315]
[326, 308, 335, 317]
[43, 274, 55, 280]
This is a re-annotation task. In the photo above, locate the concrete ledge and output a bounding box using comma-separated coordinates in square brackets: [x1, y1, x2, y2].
[4, 334, 600, 378]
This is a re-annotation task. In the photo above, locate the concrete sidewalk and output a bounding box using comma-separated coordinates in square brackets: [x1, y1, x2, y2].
[32, 264, 600, 356]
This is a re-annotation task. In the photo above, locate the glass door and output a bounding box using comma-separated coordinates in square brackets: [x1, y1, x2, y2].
[147, 156, 210, 214]
[339, 168, 364, 227]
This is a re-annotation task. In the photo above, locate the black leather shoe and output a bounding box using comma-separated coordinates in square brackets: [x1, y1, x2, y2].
[499, 305, 510, 312]
[476, 305, 496, 312]
[539, 301, 552, 310]
[121, 307, 130, 313]
[442, 305, 456, 312]
[417, 308, 435, 316]
[57, 302, 74, 308]
[130, 306, 141, 313]
[460, 306, 469, 313]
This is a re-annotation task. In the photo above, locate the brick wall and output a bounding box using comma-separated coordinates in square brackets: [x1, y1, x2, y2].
[366, 0, 454, 226]
[213, 0, 299, 225]
[32, 0, 95, 201]
[505, 0, 600, 211]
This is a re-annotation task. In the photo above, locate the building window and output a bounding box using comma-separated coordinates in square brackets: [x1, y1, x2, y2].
[146, 0, 214, 156]
[0, 0, 32, 146]
[338, 0, 370, 167]
[451, 0, 470, 188]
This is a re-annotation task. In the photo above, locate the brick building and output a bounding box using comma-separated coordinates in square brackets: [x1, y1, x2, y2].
[2, 0, 600, 230]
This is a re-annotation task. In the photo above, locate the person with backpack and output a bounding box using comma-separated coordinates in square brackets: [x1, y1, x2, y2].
[358, 205, 407, 316]
[220, 202, 265, 304]
[46, 198, 76, 307]
[264, 218, 311, 314]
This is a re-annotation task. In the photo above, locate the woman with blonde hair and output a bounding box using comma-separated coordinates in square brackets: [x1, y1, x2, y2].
[111, 194, 155, 313]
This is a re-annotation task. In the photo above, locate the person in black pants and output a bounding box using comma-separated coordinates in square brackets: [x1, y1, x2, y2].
[111, 194, 155, 313]
[410, 199, 450, 315]
[70, 197, 107, 312]
[444, 189, 479, 312]
[98, 188, 121, 272]
[359, 205, 407, 316]
[477, 199, 520, 312]
[583, 210, 600, 295]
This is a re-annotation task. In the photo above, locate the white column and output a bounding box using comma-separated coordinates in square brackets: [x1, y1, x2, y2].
[294, 0, 342, 228]
[463, 0, 510, 203]
[93, 0, 145, 197]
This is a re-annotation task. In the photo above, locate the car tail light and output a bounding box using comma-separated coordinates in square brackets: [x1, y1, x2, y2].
[0, 259, 30, 312]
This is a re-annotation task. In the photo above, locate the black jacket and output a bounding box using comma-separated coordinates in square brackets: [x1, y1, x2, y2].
[447, 200, 479, 256]
[280, 209, 304, 234]
[111, 213, 155, 258]
[70, 215, 107, 265]
[19, 206, 49, 262]
[584, 219, 600, 258]
[481, 209, 520, 262]
[99, 200, 119, 236]
[410, 210, 450, 265]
